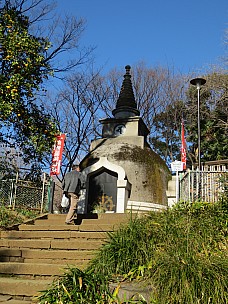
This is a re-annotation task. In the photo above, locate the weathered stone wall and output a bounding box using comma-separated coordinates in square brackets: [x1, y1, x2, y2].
[112, 145, 171, 205]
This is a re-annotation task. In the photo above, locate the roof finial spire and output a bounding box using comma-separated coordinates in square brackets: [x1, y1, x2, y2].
[112, 65, 140, 119]
[125, 64, 131, 74]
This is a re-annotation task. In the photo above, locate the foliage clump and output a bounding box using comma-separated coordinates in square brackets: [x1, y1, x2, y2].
[38, 199, 227, 303]
[0, 1, 58, 163]
[0, 206, 39, 228]
[37, 267, 114, 304]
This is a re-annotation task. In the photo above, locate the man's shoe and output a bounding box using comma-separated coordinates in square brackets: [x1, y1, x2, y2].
[65, 221, 75, 225]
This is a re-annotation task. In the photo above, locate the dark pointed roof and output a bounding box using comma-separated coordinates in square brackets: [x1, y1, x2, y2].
[112, 65, 140, 118]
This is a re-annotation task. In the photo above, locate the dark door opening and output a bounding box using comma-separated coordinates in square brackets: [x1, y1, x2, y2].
[87, 168, 117, 213]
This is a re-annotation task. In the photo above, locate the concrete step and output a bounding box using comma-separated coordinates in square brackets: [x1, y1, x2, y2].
[0, 248, 96, 262]
[79, 223, 121, 231]
[0, 300, 33, 304]
[0, 230, 107, 239]
[47, 213, 131, 220]
[18, 224, 80, 231]
[0, 262, 67, 276]
[0, 238, 103, 250]
[0, 212, 133, 301]
[33, 218, 128, 226]
[0, 276, 51, 298]
[0, 257, 91, 266]
[18, 223, 117, 232]
[0, 294, 35, 303]
[27, 213, 132, 225]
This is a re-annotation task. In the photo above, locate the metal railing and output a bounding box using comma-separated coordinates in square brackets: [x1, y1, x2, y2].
[0, 171, 52, 212]
[179, 170, 227, 202]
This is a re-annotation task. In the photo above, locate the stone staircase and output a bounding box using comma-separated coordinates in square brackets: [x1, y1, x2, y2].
[0, 213, 130, 303]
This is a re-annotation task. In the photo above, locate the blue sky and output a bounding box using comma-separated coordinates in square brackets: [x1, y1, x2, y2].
[56, 0, 228, 74]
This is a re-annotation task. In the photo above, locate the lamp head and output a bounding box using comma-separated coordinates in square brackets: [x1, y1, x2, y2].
[190, 77, 206, 90]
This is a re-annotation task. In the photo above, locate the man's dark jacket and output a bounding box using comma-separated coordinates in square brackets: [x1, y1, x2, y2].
[62, 171, 81, 195]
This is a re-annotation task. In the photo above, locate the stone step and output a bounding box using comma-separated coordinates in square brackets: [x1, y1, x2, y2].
[18, 224, 80, 231]
[0, 248, 96, 262]
[0, 262, 67, 276]
[0, 230, 107, 239]
[27, 213, 131, 222]
[0, 238, 103, 250]
[0, 213, 133, 301]
[47, 213, 130, 220]
[17, 213, 133, 227]
[33, 218, 128, 226]
[0, 277, 52, 298]
[0, 257, 91, 266]
[18, 223, 117, 232]
[83, 218, 129, 225]
[0, 300, 33, 304]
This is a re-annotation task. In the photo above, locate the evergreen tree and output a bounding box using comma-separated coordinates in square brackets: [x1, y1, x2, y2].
[0, 1, 58, 163]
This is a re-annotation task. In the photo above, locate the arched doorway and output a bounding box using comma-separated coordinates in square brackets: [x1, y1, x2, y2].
[87, 168, 117, 213]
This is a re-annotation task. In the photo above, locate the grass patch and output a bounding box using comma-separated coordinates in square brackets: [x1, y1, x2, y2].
[0, 206, 40, 228]
[37, 200, 227, 303]
[37, 267, 113, 304]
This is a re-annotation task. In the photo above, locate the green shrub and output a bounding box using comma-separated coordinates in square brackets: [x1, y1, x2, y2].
[0, 206, 39, 228]
[147, 201, 227, 303]
[38, 201, 227, 303]
[37, 267, 113, 304]
[149, 248, 227, 304]
[88, 201, 227, 303]
[87, 214, 156, 278]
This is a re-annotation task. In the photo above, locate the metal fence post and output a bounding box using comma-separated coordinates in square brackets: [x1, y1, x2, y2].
[40, 172, 46, 214]
[12, 171, 19, 210]
[176, 171, 179, 203]
[48, 178, 55, 213]
[9, 179, 14, 207]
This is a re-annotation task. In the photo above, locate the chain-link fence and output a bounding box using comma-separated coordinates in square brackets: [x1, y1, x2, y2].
[0, 170, 52, 212]
[0, 179, 14, 206]
[179, 170, 227, 202]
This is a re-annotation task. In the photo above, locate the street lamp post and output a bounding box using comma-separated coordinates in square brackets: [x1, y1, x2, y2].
[190, 77, 206, 171]
[190, 77, 206, 200]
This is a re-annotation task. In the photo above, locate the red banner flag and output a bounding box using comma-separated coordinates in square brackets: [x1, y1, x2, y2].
[50, 134, 66, 176]
[181, 120, 187, 170]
